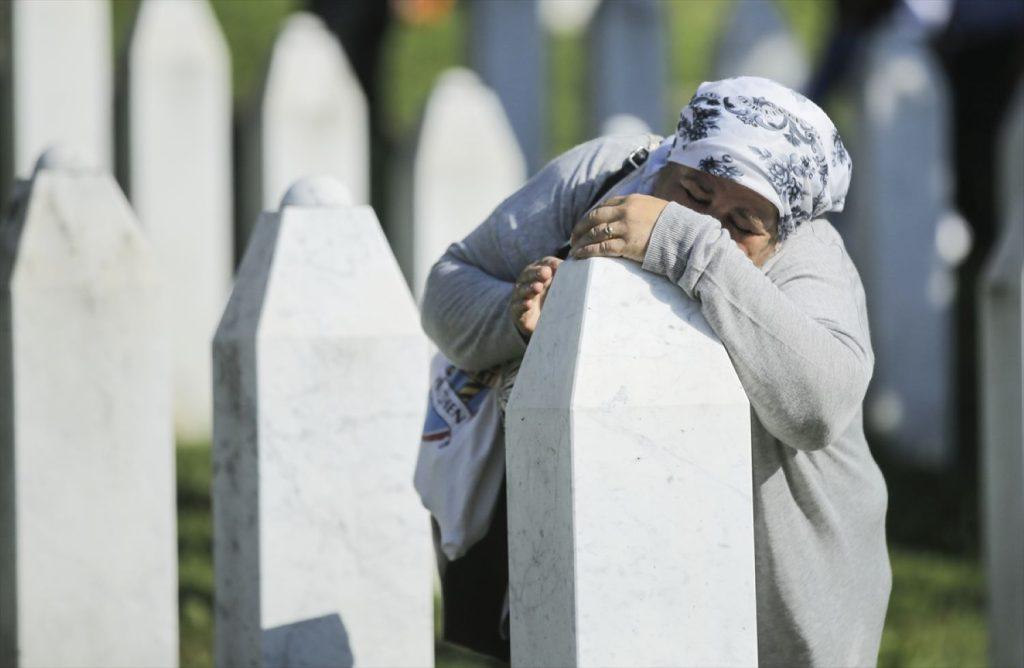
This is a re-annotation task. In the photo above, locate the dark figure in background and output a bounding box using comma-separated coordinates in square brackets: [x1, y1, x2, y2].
[808, 0, 1024, 480]
[933, 1, 1024, 478]
[307, 0, 391, 220]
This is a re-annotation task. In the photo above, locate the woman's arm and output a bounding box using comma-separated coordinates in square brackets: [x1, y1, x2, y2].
[642, 203, 873, 451]
[421, 134, 650, 371]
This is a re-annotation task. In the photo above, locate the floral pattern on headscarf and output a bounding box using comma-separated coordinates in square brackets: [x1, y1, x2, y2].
[668, 77, 852, 240]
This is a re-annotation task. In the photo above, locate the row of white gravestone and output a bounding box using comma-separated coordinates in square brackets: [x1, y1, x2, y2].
[0, 0, 815, 440]
[0, 0, 372, 444]
[207, 173, 759, 667]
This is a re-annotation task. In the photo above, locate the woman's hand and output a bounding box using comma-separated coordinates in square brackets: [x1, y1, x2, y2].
[570, 194, 670, 262]
[510, 256, 563, 338]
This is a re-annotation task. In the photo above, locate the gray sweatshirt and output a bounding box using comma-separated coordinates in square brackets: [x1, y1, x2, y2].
[421, 134, 892, 667]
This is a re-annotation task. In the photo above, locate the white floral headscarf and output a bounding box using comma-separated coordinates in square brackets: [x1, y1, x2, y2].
[668, 76, 852, 239]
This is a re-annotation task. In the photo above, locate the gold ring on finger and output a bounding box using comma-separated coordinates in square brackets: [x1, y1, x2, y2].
[604, 224, 614, 238]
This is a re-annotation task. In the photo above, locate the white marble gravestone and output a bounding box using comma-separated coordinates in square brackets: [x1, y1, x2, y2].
[981, 81, 1024, 668]
[846, 19, 960, 467]
[257, 12, 369, 218]
[128, 0, 232, 444]
[711, 0, 809, 91]
[399, 68, 526, 299]
[7, 0, 112, 178]
[468, 0, 543, 172]
[212, 178, 433, 668]
[587, 0, 666, 135]
[505, 257, 757, 667]
[0, 153, 177, 667]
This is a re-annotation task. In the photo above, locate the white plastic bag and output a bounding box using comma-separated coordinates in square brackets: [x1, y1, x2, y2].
[415, 353, 505, 560]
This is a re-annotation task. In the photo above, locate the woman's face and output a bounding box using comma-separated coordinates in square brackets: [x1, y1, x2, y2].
[652, 162, 780, 267]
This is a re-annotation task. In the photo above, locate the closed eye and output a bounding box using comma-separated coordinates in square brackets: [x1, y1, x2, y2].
[683, 186, 710, 207]
[727, 215, 752, 234]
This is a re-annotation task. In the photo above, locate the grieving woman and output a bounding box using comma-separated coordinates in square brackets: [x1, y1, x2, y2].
[421, 77, 891, 666]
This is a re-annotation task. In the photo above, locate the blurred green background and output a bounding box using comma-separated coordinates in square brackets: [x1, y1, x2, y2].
[109, 1, 984, 666]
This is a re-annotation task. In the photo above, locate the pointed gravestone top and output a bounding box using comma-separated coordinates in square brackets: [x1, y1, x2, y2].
[260, 12, 369, 210]
[280, 175, 353, 209]
[1, 163, 176, 667]
[32, 145, 94, 174]
[213, 195, 431, 667]
[406, 67, 526, 298]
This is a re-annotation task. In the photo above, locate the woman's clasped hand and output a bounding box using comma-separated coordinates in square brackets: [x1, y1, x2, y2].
[568, 194, 669, 262]
[510, 256, 562, 338]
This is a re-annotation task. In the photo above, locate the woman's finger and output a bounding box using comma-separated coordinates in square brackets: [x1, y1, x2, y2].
[571, 238, 627, 259]
[570, 201, 625, 244]
[571, 220, 619, 252]
[515, 280, 543, 300]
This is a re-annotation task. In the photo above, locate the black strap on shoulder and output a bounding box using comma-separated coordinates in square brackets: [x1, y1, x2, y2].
[555, 144, 651, 260]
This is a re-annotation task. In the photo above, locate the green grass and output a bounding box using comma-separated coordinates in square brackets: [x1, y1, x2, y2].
[179, 444, 988, 667]
[880, 551, 987, 667]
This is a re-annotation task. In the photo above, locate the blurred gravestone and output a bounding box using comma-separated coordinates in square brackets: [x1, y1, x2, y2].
[711, 0, 809, 91]
[538, 0, 600, 34]
[0, 153, 177, 667]
[395, 68, 526, 299]
[981, 80, 1024, 668]
[245, 12, 369, 245]
[506, 257, 757, 666]
[600, 113, 651, 137]
[587, 0, 666, 135]
[0, 0, 112, 206]
[213, 178, 433, 668]
[845, 19, 963, 467]
[128, 0, 232, 444]
[468, 0, 543, 172]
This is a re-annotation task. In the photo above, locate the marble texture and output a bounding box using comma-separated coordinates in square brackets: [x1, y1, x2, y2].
[845, 19, 960, 467]
[259, 13, 369, 214]
[587, 0, 666, 136]
[468, 0, 543, 172]
[505, 257, 757, 667]
[981, 80, 1024, 668]
[128, 0, 232, 443]
[711, 0, 809, 91]
[213, 186, 433, 668]
[0, 165, 177, 667]
[8, 0, 112, 177]
[398, 68, 526, 299]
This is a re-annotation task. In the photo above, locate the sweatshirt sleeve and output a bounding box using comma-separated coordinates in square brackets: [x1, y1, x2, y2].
[421, 135, 650, 371]
[642, 202, 873, 451]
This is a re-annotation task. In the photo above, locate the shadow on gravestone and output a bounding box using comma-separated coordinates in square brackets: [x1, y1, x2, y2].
[262, 614, 354, 668]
